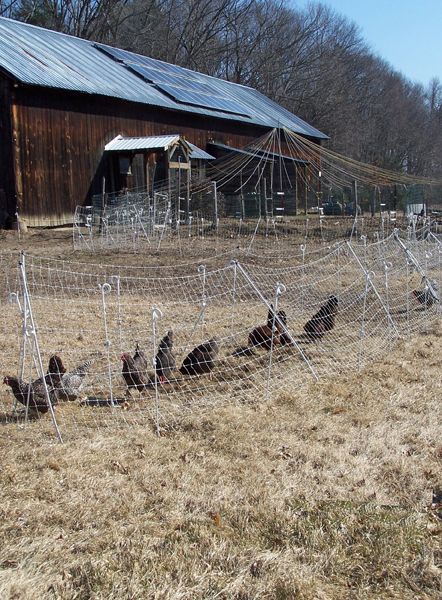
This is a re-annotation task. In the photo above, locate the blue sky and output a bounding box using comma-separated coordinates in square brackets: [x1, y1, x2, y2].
[293, 0, 442, 86]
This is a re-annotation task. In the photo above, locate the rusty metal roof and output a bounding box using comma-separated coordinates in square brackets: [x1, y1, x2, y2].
[0, 17, 328, 140]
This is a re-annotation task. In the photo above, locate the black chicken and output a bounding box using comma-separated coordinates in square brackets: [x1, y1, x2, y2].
[179, 339, 219, 376]
[412, 288, 437, 308]
[155, 330, 176, 383]
[121, 343, 150, 397]
[304, 295, 339, 340]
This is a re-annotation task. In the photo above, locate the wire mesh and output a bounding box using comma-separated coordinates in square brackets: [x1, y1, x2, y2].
[0, 232, 440, 442]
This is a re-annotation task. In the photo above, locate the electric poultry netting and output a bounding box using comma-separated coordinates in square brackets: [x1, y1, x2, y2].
[0, 232, 440, 441]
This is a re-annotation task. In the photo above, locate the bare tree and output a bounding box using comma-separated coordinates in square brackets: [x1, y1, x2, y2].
[6, 0, 441, 183]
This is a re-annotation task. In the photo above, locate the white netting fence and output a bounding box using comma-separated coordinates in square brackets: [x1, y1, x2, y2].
[0, 231, 440, 441]
[73, 185, 440, 253]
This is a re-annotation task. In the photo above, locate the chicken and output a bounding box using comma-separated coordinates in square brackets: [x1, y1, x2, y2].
[248, 305, 288, 350]
[412, 288, 437, 308]
[155, 330, 176, 383]
[304, 295, 338, 340]
[54, 353, 99, 402]
[45, 354, 66, 386]
[3, 375, 52, 414]
[30, 354, 66, 388]
[133, 342, 148, 372]
[179, 339, 219, 376]
[121, 343, 150, 397]
[4, 354, 66, 413]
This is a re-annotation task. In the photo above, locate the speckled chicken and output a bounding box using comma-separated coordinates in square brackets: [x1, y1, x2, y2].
[54, 353, 99, 401]
[179, 339, 219, 376]
[3, 376, 52, 413]
[304, 295, 338, 340]
[155, 330, 176, 383]
[121, 343, 150, 396]
[3, 354, 65, 413]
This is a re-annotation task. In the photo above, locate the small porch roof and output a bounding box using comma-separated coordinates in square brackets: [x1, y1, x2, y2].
[104, 134, 214, 160]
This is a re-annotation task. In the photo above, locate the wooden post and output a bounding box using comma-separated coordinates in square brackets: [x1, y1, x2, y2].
[167, 148, 174, 229]
[186, 163, 191, 224]
[145, 154, 149, 195]
[263, 178, 267, 216]
[213, 181, 218, 230]
[294, 164, 298, 216]
[11, 102, 24, 221]
[177, 156, 181, 227]
[98, 175, 106, 233]
[317, 170, 322, 210]
[353, 180, 358, 216]
[304, 165, 308, 215]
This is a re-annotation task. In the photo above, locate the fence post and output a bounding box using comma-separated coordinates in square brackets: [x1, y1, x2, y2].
[19, 257, 63, 442]
[394, 231, 440, 303]
[346, 242, 399, 336]
[235, 261, 318, 381]
[99, 282, 116, 408]
[266, 283, 286, 400]
[151, 307, 163, 436]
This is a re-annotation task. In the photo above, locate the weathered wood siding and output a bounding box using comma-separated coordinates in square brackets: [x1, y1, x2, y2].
[9, 85, 316, 226]
[0, 78, 15, 226]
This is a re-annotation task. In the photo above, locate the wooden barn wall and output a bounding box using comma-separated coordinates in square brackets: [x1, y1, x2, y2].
[0, 77, 16, 226]
[12, 87, 316, 226]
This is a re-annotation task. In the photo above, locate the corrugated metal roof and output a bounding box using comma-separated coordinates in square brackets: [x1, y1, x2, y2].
[104, 135, 214, 160]
[188, 142, 215, 160]
[105, 134, 180, 151]
[0, 17, 328, 140]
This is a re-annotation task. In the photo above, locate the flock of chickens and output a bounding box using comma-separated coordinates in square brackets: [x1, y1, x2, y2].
[2, 283, 433, 415]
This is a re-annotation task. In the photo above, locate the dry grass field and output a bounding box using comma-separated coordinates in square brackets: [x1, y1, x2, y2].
[0, 228, 441, 599]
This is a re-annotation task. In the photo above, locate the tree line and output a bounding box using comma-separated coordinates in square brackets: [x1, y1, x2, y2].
[1, 0, 441, 191]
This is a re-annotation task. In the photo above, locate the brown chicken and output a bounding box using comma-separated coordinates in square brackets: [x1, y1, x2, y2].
[36, 354, 66, 389]
[121, 343, 150, 397]
[248, 305, 287, 350]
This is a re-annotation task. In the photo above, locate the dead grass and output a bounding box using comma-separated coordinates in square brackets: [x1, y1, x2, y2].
[0, 229, 441, 599]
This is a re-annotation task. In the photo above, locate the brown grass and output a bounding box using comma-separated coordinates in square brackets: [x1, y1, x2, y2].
[0, 229, 441, 599]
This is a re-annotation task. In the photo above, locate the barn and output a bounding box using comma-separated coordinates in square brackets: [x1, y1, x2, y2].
[0, 16, 327, 227]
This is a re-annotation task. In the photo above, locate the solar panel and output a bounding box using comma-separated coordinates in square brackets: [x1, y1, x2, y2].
[94, 44, 132, 64]
[157, 83, 250, 116]
[128, 64, 174, 85]
[95, 43, 250, 118]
